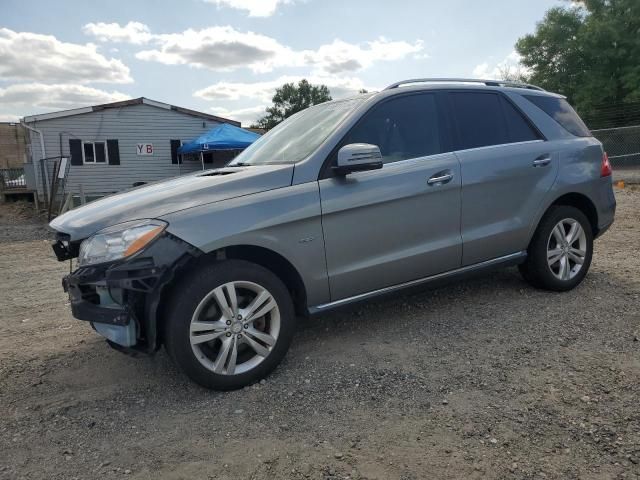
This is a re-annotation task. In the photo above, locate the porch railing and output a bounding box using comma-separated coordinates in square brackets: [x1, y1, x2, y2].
[0, 168, 26, 190]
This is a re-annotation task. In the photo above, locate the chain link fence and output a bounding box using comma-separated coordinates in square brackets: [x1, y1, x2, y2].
[591, 125, 640, 167]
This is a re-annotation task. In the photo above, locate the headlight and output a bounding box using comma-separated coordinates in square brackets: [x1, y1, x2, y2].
[78, 219, 167, 267]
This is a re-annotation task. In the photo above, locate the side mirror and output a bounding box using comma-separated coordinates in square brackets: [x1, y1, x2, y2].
[333, 143, 383, 175]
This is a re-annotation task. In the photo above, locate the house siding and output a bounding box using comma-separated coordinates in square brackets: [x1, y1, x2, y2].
[25, 104, 221, 197]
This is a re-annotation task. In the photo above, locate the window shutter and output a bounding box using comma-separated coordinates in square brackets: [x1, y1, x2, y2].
[170, 139, 181, 164]
[69, 139, 83, 166]
[107, 139, 120, 165]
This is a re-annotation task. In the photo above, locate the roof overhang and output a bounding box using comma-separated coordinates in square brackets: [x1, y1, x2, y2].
[22, 97, 240, 126]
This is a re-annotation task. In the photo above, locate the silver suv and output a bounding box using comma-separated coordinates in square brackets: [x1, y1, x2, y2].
[50, 78, 616, 390]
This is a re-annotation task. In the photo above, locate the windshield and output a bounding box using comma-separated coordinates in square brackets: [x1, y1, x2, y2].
[229, 98, 363, 166]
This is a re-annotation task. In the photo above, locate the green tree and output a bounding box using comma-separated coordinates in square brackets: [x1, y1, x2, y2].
[252, 79, 332, 129]
[516, 0, 640, 117]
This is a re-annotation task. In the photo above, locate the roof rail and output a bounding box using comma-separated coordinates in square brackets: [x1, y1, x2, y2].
[384, 78, 545, 91]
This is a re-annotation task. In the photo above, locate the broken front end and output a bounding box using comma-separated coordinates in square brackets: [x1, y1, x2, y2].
[52, 220, 200, 353]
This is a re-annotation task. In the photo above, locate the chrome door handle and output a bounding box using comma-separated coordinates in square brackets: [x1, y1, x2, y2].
[533, 155, 551, 167]
[427, 173, 453, 185]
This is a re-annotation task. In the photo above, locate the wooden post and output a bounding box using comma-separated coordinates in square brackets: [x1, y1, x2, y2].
[79, 184, 86, 205]
[47, 160, 60, 221]
[59, 191, 73, 215]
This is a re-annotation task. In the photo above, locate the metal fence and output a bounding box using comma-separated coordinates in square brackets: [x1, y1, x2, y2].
[0, 168, 26, 190]
[591, 125, 640, 167]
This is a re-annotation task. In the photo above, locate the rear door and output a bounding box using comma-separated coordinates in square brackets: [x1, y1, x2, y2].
[318, 93, 462, 300]
[449, 91, 559, 265]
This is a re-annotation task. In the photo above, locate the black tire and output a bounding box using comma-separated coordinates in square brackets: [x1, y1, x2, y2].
[519, 205, 593, 291]
[164, 259, 295, 390]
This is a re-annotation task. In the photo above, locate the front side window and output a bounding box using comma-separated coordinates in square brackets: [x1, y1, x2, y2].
[342, 93, 443, 164]
[83, 142, 107, 164]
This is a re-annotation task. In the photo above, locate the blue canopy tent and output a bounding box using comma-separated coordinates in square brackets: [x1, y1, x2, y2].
[178, 123, 260, 170]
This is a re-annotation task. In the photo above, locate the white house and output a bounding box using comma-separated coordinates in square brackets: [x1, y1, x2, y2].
[21, 97, 239, 203]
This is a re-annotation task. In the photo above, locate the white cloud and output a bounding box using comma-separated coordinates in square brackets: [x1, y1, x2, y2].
[195, 79, 293, 102]
[0, 113, 20, 122]
[210, 105, 268, 126]
[195, 75, 373, 103]
[0, 28, 132, 84]
[472, 51, 530, 80]
[135, 26, 296, 73]
[0, 84, 129, 113]
[93, 22, 424, 75]
[83, 21, 153, 45]
[204, 0, 295, 17]
[472, 62, 492, 78]
[305, 38, 425, 75]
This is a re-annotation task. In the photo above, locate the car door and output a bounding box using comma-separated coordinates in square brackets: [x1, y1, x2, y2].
[448, 90, 559, 266]
[318, 92, 462, 301]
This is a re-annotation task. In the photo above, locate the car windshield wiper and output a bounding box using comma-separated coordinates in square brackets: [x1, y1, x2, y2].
[231, 162, 255, 167]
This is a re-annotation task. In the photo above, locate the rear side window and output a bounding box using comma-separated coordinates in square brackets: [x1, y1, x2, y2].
[343, 93, 442, 164]
[450, 92, 541, 150]
[451, 92, 509, 149]
[499, 97, 541, 142]
[523, 95, 591, 137]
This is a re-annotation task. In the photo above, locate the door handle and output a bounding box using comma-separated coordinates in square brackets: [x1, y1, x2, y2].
[427, 173, 453, 185]
[532, 154, 551, 167]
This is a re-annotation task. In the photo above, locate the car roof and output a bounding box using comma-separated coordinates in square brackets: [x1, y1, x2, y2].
[375, 79, 564, 99]
[305, 79, 565, 115]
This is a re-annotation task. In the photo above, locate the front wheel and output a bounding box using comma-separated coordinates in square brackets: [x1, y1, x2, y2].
[519, 205, 593, 291]
[164, 260, 295, 390]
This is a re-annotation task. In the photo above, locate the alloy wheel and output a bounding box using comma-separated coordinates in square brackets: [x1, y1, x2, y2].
[189, 281, 280, 375]
[546, 218, 587, 281]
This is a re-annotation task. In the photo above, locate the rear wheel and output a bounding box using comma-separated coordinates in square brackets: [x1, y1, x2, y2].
[164, 260, 295, 390]
[519, 206, 593, 291]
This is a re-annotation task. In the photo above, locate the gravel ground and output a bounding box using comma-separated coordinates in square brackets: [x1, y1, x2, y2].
[614, 167, 640, 185]
[1, 188, 639, 480]
[0, 202, 51, 243]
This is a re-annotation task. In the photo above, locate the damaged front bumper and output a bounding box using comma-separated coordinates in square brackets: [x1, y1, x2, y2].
[54, 232, 200, 353]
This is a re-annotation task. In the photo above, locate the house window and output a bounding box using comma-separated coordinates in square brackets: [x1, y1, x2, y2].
[82, 142, 108, 164]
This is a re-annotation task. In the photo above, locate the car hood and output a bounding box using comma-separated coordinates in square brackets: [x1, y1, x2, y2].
[50, 165, 294, 241]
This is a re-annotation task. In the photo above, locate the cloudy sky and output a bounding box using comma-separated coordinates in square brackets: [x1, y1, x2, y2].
[1, 0, 562, 126]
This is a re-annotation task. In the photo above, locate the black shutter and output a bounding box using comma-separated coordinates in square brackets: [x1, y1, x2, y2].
[69, 139, 83, 166]
[170, 139, 181, 164]
[107, 139, 120, 165]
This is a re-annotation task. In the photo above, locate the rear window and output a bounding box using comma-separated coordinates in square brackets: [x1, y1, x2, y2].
[523, 95, 591, 137]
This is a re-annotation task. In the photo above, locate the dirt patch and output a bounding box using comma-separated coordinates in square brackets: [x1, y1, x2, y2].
[0, 201, 51, 243]
[0, 189, 639, 480]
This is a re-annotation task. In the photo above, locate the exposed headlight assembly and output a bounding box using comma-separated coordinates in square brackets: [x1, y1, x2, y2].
[78, 219, 167, 267]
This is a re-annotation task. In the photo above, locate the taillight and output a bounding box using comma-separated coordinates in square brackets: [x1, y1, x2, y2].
[601, 151, 612, 177]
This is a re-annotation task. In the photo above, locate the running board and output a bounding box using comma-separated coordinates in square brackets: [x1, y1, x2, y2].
[309, 251, 527, 314]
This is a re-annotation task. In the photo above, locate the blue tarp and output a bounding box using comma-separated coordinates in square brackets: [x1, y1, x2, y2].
[178, 123, 260, 154]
